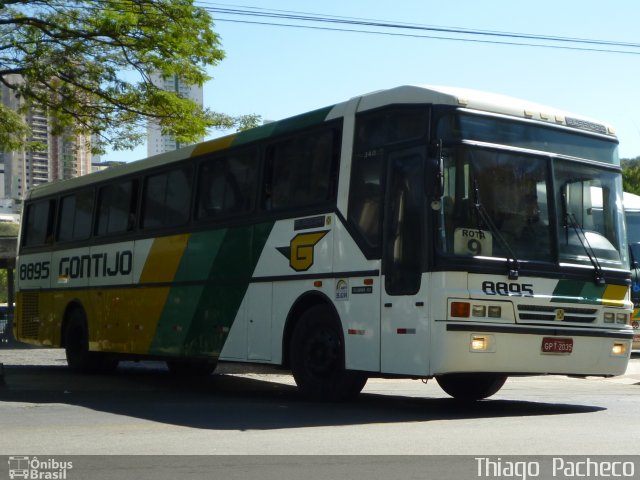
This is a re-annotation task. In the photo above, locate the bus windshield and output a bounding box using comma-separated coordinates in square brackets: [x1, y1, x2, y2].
[437, 118, 627, 270]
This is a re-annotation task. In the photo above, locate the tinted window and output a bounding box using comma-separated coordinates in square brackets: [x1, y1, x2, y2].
[23, 200, 54, 247]
[197, 151, 257, 220]
[265, 128, 338, 210]
[95, 180, 137, 236]
[142, 167, 192, 229]
[348, 108, 427, 254]
[384, 150, 424, 295]
[348, 149, 384, 251]
[355, 108, 427, 152]
[57, 190, 94, 242]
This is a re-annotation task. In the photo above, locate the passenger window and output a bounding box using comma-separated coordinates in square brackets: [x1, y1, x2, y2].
[142, 167, 192, 229]
[196, 151, 257, 220]
[95, 180, 138, 236]
[22, 200, 55, 247]
[57, 190, 94, 242]
[265, 128, 338, 210]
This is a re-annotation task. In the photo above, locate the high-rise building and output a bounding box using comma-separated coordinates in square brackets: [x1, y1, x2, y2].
[147, 72, 203, 157]
[0, 74, 92, 211]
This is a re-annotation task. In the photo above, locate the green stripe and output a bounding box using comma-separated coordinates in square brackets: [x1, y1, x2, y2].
[551, 279, 606, 305]
[149, 222, 274, 358]
[231, 106, 334, 147]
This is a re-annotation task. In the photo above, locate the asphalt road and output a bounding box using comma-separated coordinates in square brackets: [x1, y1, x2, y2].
[1, 346, 639, 458]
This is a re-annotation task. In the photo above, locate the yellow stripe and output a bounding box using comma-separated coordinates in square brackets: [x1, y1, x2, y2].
[134, 234, 191, 354]
[191, 135, 236, 157]
[602, 284, 628, 307]
[139, 233, 190, 284]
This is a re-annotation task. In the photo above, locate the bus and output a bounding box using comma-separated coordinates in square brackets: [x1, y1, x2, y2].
[14, 85, 634, 401]
[624, 191, 640, 349]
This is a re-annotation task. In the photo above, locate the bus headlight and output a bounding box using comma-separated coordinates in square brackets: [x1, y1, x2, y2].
[611, 342, 627, 356]
[470, 334, 495, 352]
[449, 300, 510, 321]
[616, 313, 629, 325]
[604, 312, 615, 323]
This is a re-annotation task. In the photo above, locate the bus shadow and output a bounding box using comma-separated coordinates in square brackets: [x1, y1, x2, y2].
[0, 364, 605, 431]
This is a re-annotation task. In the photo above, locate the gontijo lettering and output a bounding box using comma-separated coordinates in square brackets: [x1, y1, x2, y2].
[59, 251, 133, 279]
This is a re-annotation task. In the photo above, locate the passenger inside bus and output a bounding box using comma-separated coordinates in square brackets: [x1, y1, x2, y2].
[500, 194, 541, 242]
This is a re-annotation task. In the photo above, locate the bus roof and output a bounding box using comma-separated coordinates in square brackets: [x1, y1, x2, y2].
[624, 192, 640, 212]
[355, 84, 614, 136]
[24, 84, 617, 201]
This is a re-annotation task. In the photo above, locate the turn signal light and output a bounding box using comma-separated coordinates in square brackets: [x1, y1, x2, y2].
[451, 302, 470, 318]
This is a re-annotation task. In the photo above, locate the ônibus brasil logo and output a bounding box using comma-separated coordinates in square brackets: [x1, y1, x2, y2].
[8, 456, 73, 480]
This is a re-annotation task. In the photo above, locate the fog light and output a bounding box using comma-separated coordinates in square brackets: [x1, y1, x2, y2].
[451, 302, 470, 318]
[471, 335, 488, 351]
[472, 305, 486, 317]
[488, 306, 501, 318]
[611, 342, 627, 356]
[616, 313, 628, 325]
[604, 312, 615, 323]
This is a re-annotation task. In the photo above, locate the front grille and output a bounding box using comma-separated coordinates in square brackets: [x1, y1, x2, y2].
[517, 304, 597, 323]
[20, 292, 40, 339]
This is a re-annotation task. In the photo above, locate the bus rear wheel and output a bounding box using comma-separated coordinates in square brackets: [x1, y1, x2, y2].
[64, 308, 118, 374]
[436, 373, 507, 401]
[289, 305, 367, 402]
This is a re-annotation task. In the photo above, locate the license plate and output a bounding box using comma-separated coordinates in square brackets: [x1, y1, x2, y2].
[542, 337, 573, 354]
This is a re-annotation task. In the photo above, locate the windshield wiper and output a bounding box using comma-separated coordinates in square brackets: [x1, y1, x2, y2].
[472, 180, 520, 280]
[565, 212, 605, 285]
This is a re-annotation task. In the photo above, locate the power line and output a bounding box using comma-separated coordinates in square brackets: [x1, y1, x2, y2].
[194, 1, 640, 55]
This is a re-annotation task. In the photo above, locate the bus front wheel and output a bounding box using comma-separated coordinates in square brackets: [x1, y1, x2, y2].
[289, 305, 367, 401]
[436, 373, 507, 401]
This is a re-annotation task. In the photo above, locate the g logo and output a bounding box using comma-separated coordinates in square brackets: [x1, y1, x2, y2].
[277, 231, 329, 272]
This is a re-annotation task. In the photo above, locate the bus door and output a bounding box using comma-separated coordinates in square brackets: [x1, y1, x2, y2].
[380, 147, 430, 375]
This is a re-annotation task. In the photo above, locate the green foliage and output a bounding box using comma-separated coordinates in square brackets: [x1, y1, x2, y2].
[0, 0, 260, 153]
[622, 156, 640, 195]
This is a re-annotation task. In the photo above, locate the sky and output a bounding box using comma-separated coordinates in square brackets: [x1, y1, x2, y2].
[104, 0, 640, 163]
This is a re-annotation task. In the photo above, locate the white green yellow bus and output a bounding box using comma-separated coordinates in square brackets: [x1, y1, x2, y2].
[14, 85, 634, 401]
[624, 191, 640, 349]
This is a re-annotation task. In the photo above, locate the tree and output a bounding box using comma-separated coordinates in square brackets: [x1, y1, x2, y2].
[623, 164, 640, 196]
[0, 0, 259, 153]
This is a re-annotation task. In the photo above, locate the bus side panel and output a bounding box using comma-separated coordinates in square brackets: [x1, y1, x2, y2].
[218, 293, 248, 360]
[247, 282, 273, 360]
[333, 275, 381, 372]
[147, 222, 274, 359]
[332, 217, 382, 373]
[15, 252, 53, 345]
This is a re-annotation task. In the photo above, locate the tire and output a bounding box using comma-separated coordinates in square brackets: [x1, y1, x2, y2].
[64, 308, 118, 374]
[436, 373, 507, 401]
[290, 304, 367, 401]
[166, 359, 217, 376]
